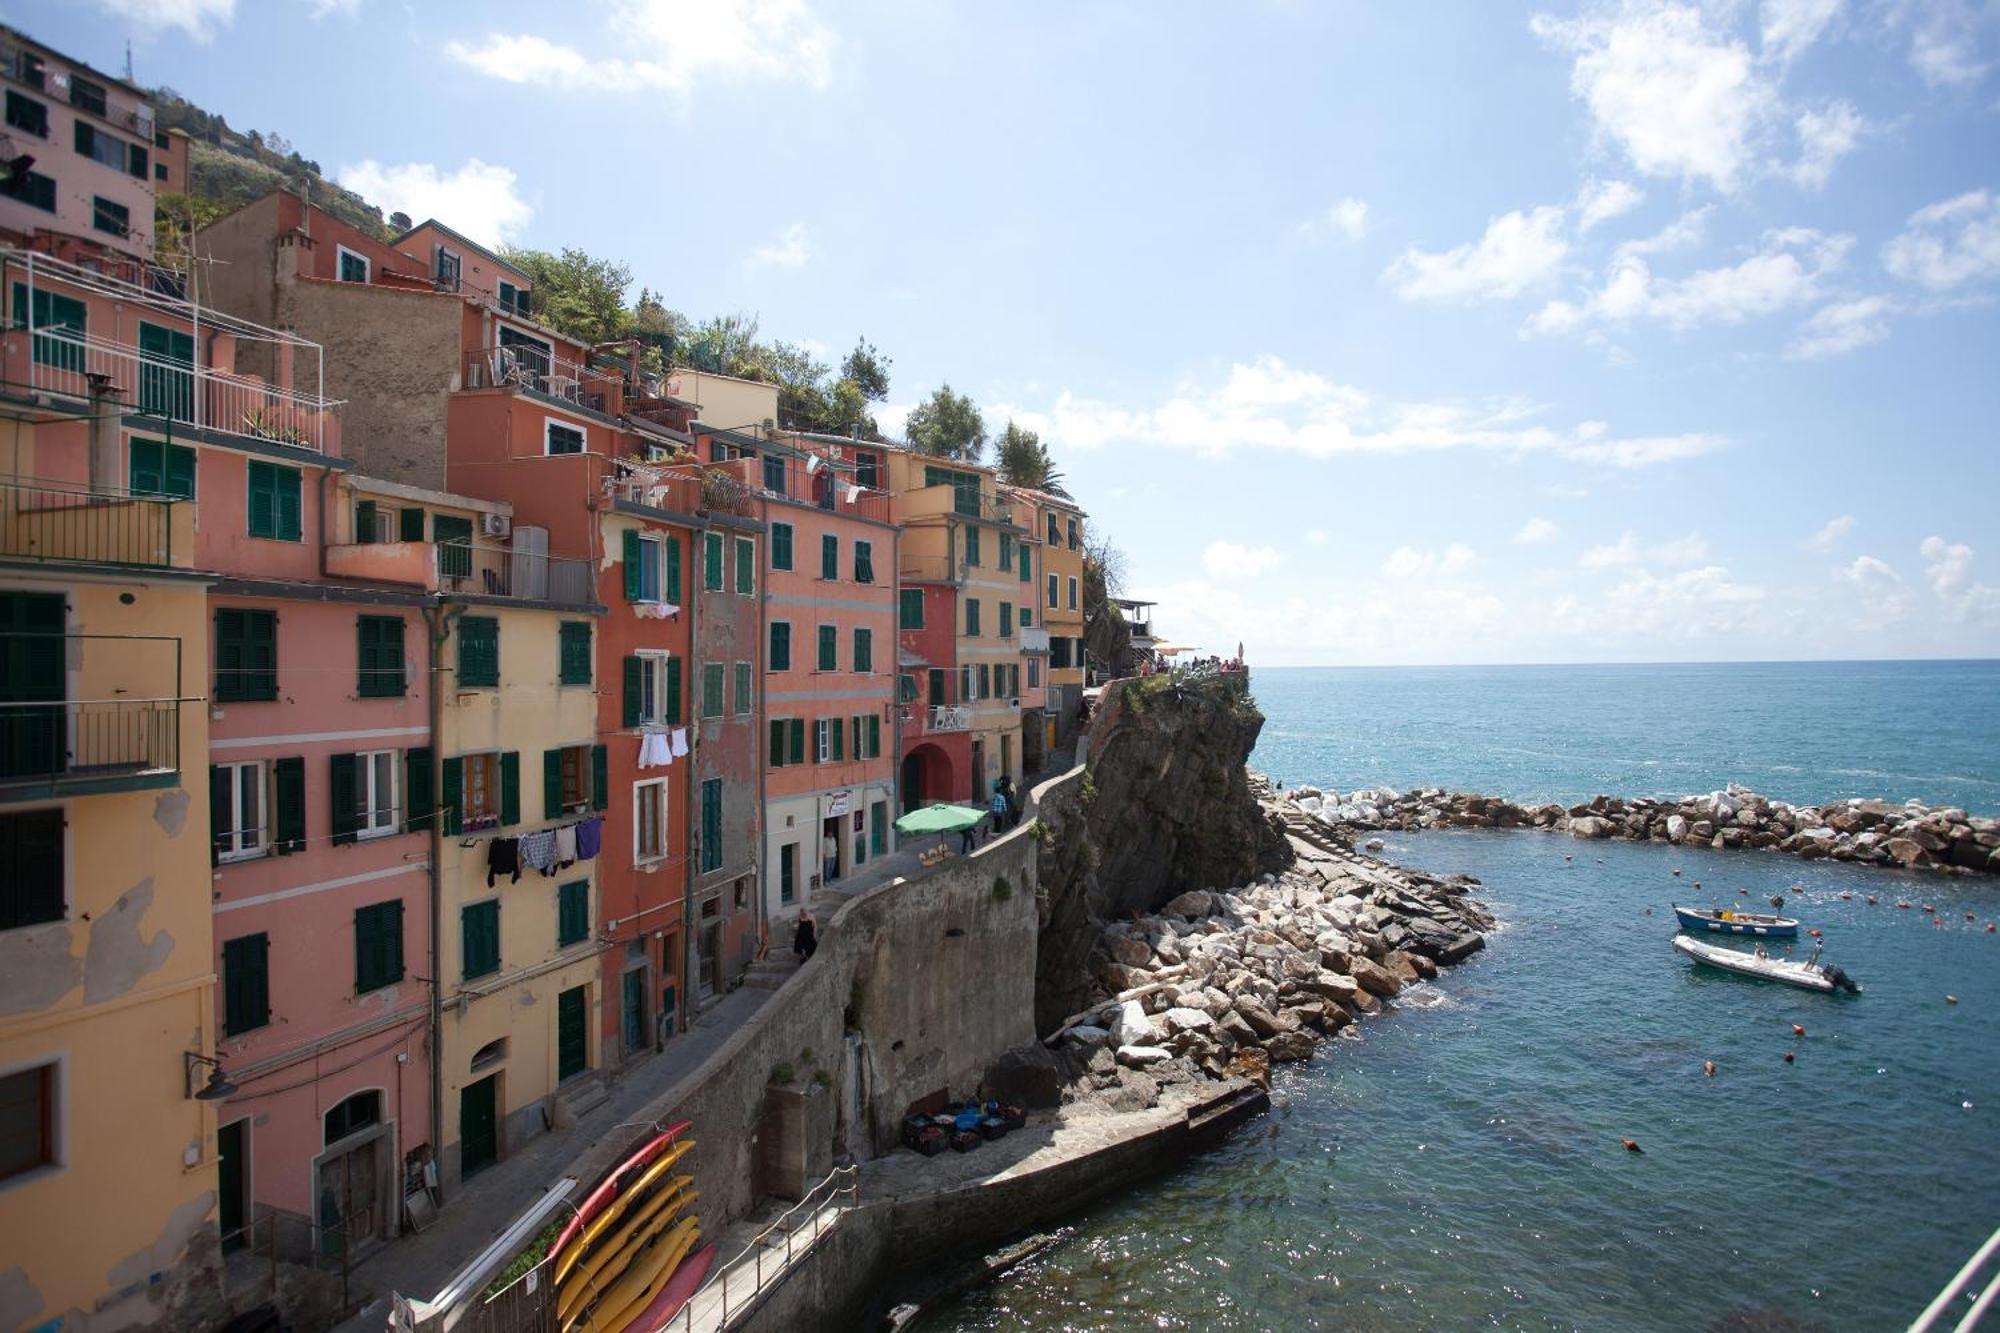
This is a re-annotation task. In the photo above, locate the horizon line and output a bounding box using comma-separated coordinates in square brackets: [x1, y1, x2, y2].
[1241, 655, 2000, 670]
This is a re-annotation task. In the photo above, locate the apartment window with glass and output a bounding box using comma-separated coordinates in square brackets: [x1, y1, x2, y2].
[74, 121, 123, 168]
[357, 615, 406, 697]
[1068, 577, 1079, 609]
[1068, 518, 1080, 549]
[634, 779, 668, 863]
[734, 537, 756, 594]
[498, 281, 528, 317]
[960, 666, 972, 701]
[355, 749, 399, 838]
[999, 533, 1013, 570]
[1000, 602, 1013, 639]
[762, 454, 787, 494]
[853, 450, 881, 489]
[900, 588, 924, 629]
[215, 609, 278, 702]
[462, 900, 500, 980]
[768, 718, 806, 768]
[354, 900, 404, 993]
[817, 624, 838, 672]
[0, 1063, 57, 1184]
[701, 662, 725, 718]
[128, 438, 195, 499]
[770, 522, 794, 570]
[457, 616, 499, 688]
[247, 461, 303, 541]
[1047, 573, 1059, 608]
[68, 74, 108, 117]
[853, 627, 873, 673]
[928, 668, 947, 707]
[222, 933, 270, 1036]
[854, 540, 874, 584]
[977, 664, 992, 699]
[557, 880, 589, 947]
[1046, 513, 1060, 544]
[965, 598, 981, 636]
[622, 530, 680, 605]
[544, 744, 599, 817]
[4, 91, 47, 139]
[964, 526, 981, 567]
[816, 718, 844, 763]
[0, 169, 55, 212]
[0, 809, 63, 930]
[820, 533, 839, 580]
[623, 651, 680, 726]
[1028, 658, 1042, 687]
[769, 622, 791, 672]
[733, 661, 753, 715]
[704, 532, 724, 590]
[337, 245, 371, 283]
[456, 752, 504, 830]
[545, 419, 585, 456]
[1021, 607, 1033, 628]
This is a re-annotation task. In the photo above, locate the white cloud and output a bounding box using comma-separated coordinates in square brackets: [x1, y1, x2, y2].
[746, 222, 811, 271]
[874, 401, 913, 440]
[1590, 565, 1768, 637]
[1515, 517, 1560, 545]
[989, 354, 1727, 470]
[447, 0, 836, 96]
[1786, 295, 1894, 360]
[1383, 543, 1476, 579]
[1882, 190, 2000, 292]
[1805, 514, 1856, 551]
[1383, 206, 1568, 302]
[88, 0, 234, 39]
[1533, 3, 1777, 192]
[1579, 531, 1710, 569]
[1789, 100, 1864, 190]
[1920, 536, 2000, 624]
[1301, 197, 1369, 242]
[1899, 0, 1992, 87]
[1576, 179, 1643, 233]
[308, 0, 361, 16]
[1614, 207, 1713, 261]
[1204, 540, 1285, 580]
[1836, 554, 1911, 628]
[1760, 0, 1844, 66]
[335, 159, 532, 249]
[1528, 226, 1849, 337]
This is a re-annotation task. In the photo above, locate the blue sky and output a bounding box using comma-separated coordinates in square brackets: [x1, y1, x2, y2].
[24, 0, 2000, 664]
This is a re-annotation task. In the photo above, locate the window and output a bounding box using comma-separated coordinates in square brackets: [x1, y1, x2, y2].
[635, 779, 668, 863]
[0, 809, 63, 930]
[769, 622, 791, 672]
[703, 532, 724, 590]
[246, 461, 303, 541]
[1019, 543, 1031, 582]
[928, 668, 946, 706]
[624, 649, 685, 726]
[434, 245, 461, 291]
[622, 530, 680, 604]
[771, 522, 793, 571]
[0, 1064, 56, 1184]
[820, 533, 838, 580]
[400, 507, 427, 542]
[454, 752, 506, 830]
[498, 281, 529, 317]
[1000, 602, 1013, 639]
[900, 588, 925, 629]
[336, 246, 370, 283]
[1068, 518, 1081, 549]
[1000, 534, 1013, 570]
[68, 74, 108, 118]
[779, 843, 797, 904]
[155, 164, 166, 181]
[557, 880, 589, 947]
[545, 419, 585, 456]
[0, 169, 55, 212]
[815, 718, 838, 763]
[74, 122, 123, 168]
[356, 750, 399, 837]
[215, 609, 278, 702]
[965, 598, 981, 636]
[924, 465, 980, 517]
[128, 438, 194, 500]
[964, 526, 981, 567]
[762, 454, 786, 494]
[5, 91, 47, 138]
[353, 499, 389, 543]
[222, 933, 270, 1035]
[853, 627, 873, 673]
[700, 779, 722, 873]
[357, 616, 406, 697]
[462, 901, 500, 980]
[559, 621, 592, 685]
[1029, 658, 1042, 687]
[767, 718, 806, 768]
[1051, 638, 1073, 669]
[817, 624, 838, 672]
[960, 666, 972, 702]
[323, 1091, 380, 1145]
[543, 744, 601, 817]
[734, 537, 756, 595]
[457, 616, 499, 688]
[1048, 574, 1059, 608]
[701, 662, 725, 718]
[850, 714, 882, 759]
[1021, 607, 1033, 628]
[854, 540, 875, 584]
[978, 664, 991, 699]
[127, 143, 148, 179]
[1068, 578, 1079, 609]
[11, 284, 84, 371]
[354, 900, 404, 993]
[733, 661, 752, 715]
[853, 450, 880, 489]
[433, 513, 473, 582]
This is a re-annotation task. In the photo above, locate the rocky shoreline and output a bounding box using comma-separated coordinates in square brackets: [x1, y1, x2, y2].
[1285, 781, 2000, 877]
[1040, 781, 1492, 1095]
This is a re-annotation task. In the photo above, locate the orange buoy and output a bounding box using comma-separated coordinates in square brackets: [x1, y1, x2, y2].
[1792, 1024, 1806, 1037]
[1703, 1060, 1716, 1077]
[1621, 1139, 1643, 1153]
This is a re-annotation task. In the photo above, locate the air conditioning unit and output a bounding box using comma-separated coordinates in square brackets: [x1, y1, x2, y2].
[482, 512, 512, 538]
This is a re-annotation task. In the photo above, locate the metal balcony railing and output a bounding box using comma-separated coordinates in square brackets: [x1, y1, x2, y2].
[1, 631, 185, 796]
[0, 478, 180, 567]
[927, 704, 971, 732]
[436, 540, 596, 605]
[462, 346, 621, 416]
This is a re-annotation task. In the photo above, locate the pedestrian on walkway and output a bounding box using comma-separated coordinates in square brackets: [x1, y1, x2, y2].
[822, 831, 838, 883]
[988, 781, 1009, 841]
[998, 775, 1020, 830]
[793, 909, 817, 961]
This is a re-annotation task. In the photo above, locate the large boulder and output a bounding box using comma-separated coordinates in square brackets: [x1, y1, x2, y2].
[1264, 1030, 1317, 1063]
[1666, 814, 1688, 844]
[1568, 815, 1616, 840]
[1113, 999, 1152, 1047]
[1104, 933, 1153, 968]
[1348, 956, 1403, 998]
[1162, 1006, 1215, 1035]
[1115, 1044, 1172, 1068]
[984, 1044, 1063, 1109]
[1162, 889, 1216, 918]
[1884, 837, 1932, 867]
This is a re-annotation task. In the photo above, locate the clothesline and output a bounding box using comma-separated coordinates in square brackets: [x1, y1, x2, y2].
[485, 814, 605, 887]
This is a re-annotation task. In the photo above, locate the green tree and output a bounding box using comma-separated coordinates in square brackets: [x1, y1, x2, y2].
[905, 383, 986, 461]
[840, 338, 892, 403]
[760, 341, 832, 430]
[680, 313, 763, 377]
[497, 246, 633, 344]
[155, 192, 230, 271]
[994, 420, 1058, 488]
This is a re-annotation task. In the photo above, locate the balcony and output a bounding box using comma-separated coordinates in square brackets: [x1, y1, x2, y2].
[1, 633, 184, 800]
[1020, 627, 1050, 654]
[1, 478, 189, 569]
[926, 705, 971, 732]
[463, 346, 623, 417]
[899, 553, 965, 585]
[898, 484, 1015, 527]
[436, 540, 596, 605]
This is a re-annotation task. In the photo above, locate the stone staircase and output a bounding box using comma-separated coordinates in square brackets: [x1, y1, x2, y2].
[555, 1073, 608, 1125]
[741, 956, 798, 992]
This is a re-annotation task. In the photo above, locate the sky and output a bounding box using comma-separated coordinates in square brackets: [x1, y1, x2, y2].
[19, 0, 2000, 665]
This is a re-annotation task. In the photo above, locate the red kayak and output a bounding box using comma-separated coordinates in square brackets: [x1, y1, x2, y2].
[621, 1243, 716, 1332]
[548, 1121, 693, 1262]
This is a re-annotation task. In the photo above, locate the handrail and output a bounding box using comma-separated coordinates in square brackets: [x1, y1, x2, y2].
[667, 1164, 859, 1332]
[1911, 1225, 2000, 1332]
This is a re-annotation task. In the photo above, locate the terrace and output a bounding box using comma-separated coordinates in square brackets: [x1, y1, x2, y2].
[0, 632, 187, 801]
[462, 344, 625, 419]
[0, 477, 192, 569]
[326, 534, 597, 606]
[0, 249, 341, 452]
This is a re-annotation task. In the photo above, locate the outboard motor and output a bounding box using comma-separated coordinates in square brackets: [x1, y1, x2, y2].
[1824, 965, 1860, 994]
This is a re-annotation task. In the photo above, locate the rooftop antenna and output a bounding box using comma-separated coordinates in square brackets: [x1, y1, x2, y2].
[124, 40, 133, 83]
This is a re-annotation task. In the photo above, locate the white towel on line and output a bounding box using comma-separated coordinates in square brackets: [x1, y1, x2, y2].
[670, 727, 689, 758]
[638, 730, 671, 769]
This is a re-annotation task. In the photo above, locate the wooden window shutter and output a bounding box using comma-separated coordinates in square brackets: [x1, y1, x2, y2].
[831, 716, 844, 761]
[399, 506, 426, 542]
[623, 528, 643, 601]
[209, 763, 228, 865]
[622, 655, 644, 727]
[499, 751, 521, 826]
[591, 744, 608, 812]
[543, 747, 564, 820]
[404, 747, 433, 834]
[273, 756, 306, 853]
[788, 718, 805, 766]
[769, 719, 786, 766]
[666, 536, 682, 603]
[355, 499, 377, 542]
[868, 714, 881, 756]
[439, 756, 463, 836]
[666, 656, 682, 724]
[329, 752, 359, 846]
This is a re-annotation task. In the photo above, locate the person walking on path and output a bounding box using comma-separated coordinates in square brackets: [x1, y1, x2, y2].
[793, 909, 817, 961]
[988, 781, 1009, 842]
[998, 775, 1020, 830]
[821, 831, 838, 883]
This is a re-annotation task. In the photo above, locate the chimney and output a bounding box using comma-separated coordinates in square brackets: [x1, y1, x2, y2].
[85, 373, 122, 493]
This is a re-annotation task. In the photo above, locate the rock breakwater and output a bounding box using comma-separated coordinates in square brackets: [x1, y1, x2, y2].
[1043, 791, 1491, 1093]
[1289, 782, 2000, 877]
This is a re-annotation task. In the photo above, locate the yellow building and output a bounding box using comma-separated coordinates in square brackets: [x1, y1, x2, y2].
[432, 568, 608, 1189]
[886, 448, 1028, 800]
[1009, 486, 1088, 740]
[0, 414, 221, 1326]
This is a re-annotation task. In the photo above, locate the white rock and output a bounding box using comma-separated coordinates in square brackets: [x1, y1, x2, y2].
[1116, 1044, 1171, 1067]
[1114, 1000, 1151, 1046]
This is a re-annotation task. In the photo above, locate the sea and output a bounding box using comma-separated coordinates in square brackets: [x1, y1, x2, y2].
[922, 661, 2000, 1332]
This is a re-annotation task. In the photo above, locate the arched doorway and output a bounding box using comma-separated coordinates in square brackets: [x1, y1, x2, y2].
[901, 743, 956, 813]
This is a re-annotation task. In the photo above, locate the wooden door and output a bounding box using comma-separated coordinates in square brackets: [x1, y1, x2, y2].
[459, 1077, 498, 1179]
[557, 986, 588, 1082]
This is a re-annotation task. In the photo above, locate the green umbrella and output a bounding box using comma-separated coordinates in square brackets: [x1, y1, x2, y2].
[893, 803, 987, 836]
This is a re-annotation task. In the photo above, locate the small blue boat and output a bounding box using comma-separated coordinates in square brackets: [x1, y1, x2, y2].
[1673, 903, 1799, 938]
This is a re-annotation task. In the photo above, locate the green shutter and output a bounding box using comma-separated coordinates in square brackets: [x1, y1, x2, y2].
[868, 714, 881, 757]
[458, 617, 498, 687]
[222, 933, 270, 1036]
[831, 716, 844, 761]
[499, 751, 520, 826]
[355, 499, 378, 542]
[463, 901, 499, 979]
[130, 438, 163, 495]
[818, 625, 836, 672]
[623, 528, 643, 601]
[704, 533, 723, 590]
[772, 523, 792, 570]
[770, 622, 790, 672]
[701, 779, 722, 873]
[247, 462, 275, 537]
[399, 506, 426, 542]
[591, 744, 608, 812]
[901, 588, 924, 628]
[622, 655, 644, 727]
[439, 756, 463, 836]
[769, 719, 786, 766]
[329, 752, 359, 846]
[544, 747, 564, 820]
[855, 628, 871, 674]
[355, 900, 404, 992]
[209, 763, 228, 865]
[558, 881, 589, 947]
[665, 656, 683, 723]
[788, 718, 805, 765]
[358, 616, 405, 697]
[735, 537, 755, 594]
[273, 756, 305, 853]
[821, 533, 838, 580]
[404, 747, 433, 834]
[559, 621, 591, 685]
[666, 536, 683, 602]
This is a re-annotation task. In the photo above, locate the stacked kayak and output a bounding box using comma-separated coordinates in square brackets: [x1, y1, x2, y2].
[545, 1122, 717, 1331]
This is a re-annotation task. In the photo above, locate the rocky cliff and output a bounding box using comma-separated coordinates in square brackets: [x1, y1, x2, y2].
[1035, 671, 1291, 1031]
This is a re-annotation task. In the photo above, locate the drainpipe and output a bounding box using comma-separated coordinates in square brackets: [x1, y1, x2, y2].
[421, 603, 458, 1193]
[680, 525, 701, 1030]
[85, 374, 120, 492]
[755, 492, 770, 960]
[891, 524, 903, 834]
[316, 469, 333, 577]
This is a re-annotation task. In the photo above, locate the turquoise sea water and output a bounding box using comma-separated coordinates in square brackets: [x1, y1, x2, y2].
[925, 661, 2000, 1332]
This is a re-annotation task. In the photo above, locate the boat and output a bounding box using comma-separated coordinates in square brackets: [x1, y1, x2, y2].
[548, 1121, 692, 1263]
[1672, 903, 1799, 938]
[1671, 935, 1860, 993]
[620, 1243, 716, 1332]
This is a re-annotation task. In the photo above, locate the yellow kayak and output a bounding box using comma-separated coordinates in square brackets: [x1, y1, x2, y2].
[587, 1219, 699, 1333]
[553, 1152, 690, 1287]
[556, 1186, 694, 1326]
